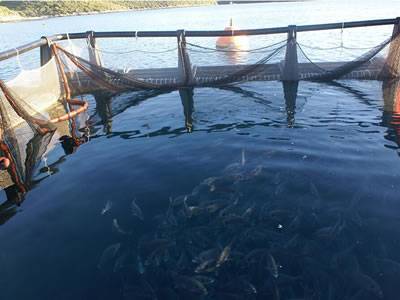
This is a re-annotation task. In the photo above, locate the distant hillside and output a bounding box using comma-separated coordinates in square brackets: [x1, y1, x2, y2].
[0, 1, 216, 21]
[217, 0, 303, 3]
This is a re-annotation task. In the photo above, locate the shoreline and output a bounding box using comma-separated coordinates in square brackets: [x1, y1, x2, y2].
[0, 3, 214, 24]
[0, 0, 307, 24]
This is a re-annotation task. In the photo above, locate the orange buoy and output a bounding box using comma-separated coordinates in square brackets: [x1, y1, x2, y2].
[216, 18, 249, 50]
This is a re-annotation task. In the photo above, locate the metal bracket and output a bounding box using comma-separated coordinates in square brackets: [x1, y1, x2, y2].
[281, 25, 299, 81]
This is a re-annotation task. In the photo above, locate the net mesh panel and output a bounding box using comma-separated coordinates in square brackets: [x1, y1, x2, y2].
[186, 33, 288, 86]
[296, 26, 399, 81]
[0, 81, 56, 135]
[0, 86, 55, 193]
[6, 57, 62, 117]
[0, 24, 399, 140]
[95, 37, 178, 70]
[0, 54, 62, 191]
[52, 25, 400, 95]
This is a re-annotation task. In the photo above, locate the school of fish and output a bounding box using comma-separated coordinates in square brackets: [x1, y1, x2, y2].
[98, 159, 400, 300]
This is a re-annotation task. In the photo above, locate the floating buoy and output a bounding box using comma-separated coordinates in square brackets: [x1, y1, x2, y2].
[216, 18, 249, 50]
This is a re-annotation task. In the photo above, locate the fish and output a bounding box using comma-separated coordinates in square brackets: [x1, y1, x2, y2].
[242, 204, 255, 218]
[192, 248, 219, 264]
[241, 149, 246, 166]
[374, 258, 400, 276]
[216, 242, 233, 268]
[350, 272, 383, 299]
[274, 181, 287, 196]
[186, 206, 203, 218]
[139, 238, 174, 257]
[101, 200, 113, 215]
[309, 182, 321, 200]
[97, 243, 121, 269]
[331, 245, 359, 274]
[124, 279, 157, 300]
[195, 258, 217, 273]
[245, 248, 268, 263]
[204, 202, 226, 214]
[112, 218, 128, 235]
[169, 195, 187, 207]
[136, 254, 145, 274]
[221, 278, 257, 296]
[164, 206, 178, 227]
[266, 252, 279, 278]
[131, 198, 144, 220]
[349, 289, 370, 300]
[174, 275, 208, 296]
[194, 275, 215, 286]
[113, 251, 129, 272]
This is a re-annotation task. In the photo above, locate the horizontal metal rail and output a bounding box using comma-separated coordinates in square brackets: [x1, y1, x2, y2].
[0, 17, 399, 62]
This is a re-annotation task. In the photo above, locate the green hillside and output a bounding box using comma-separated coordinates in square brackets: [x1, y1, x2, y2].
[0, 1, 216, 19]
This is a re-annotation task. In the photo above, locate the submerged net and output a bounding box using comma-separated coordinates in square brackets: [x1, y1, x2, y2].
[0, 22, 397, 200]
[297, 34, 394, 81]
[47, 24, 400, 98]
[0, 23, 399, 136]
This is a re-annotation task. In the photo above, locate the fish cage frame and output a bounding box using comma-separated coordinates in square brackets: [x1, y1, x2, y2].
[0, 17, 399, 94]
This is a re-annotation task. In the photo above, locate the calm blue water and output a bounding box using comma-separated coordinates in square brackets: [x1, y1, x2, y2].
[1, 1, 400, 300]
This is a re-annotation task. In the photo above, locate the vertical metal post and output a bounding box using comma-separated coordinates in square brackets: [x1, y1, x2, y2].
[282, 81, 298, 127]
[177, 30, 194, 86]
[381, 17, 400, 79]
[40, 36, 52, 66]
[281, 25, 299, 81]
[93, 92, 113, 134]
[87, 31, 103, 67]
[179, 88, 194, 133]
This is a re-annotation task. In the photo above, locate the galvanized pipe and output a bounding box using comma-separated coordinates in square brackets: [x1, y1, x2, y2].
[0, 17, 398, 62]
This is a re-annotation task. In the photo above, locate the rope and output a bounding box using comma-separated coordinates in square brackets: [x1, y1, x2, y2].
[14, 48, 23, 70]
[51, 44, 89, 144]
[0, 141, 26, 193]
[0, 80, 52, 135]
[56, 45, 164, 90]
[202, 43, 286, 86]
[186, 39, 287, 53]
[297, 42, 378, 51]
[296, 42, 329, 72]
[341, 22, 344, 48]
[297, 43, 343, 51]
[87, 42, 178, 54]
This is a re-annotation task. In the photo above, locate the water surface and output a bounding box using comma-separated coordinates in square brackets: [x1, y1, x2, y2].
[1, 1, 400, 300]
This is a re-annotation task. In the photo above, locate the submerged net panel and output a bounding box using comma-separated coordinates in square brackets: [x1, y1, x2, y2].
[0, 81, 56, 135]
[54, 44, 177, 95]
[296, 25, 398, 81]
[1, 56, 62, 130]
[95, 37, 178, 70]
[54, 33, 290, 92]
[0, 52, 58, 191]
[186, 33, 288, 86]
[0, 86, 53, 193]
[6, 57, 62, 113]
[53, 24, 400, 95]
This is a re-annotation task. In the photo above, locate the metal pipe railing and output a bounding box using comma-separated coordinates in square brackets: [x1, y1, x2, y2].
[0, 17, 399, 62]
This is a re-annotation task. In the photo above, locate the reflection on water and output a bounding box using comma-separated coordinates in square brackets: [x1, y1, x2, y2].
[3, 80, 399, 213]
[382, 80, 400, 151]
[179, 88, 195, 133]
[1, 80, 400, 299]
[0, 105, 89, 225]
